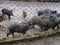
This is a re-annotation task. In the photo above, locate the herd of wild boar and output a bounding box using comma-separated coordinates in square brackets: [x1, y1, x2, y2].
[0, 8, 60, 37]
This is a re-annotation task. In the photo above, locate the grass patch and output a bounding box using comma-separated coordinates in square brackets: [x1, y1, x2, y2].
[48, 32, 60, 37]
[0, 37, 6, 42]
[0, 29, 60, 44]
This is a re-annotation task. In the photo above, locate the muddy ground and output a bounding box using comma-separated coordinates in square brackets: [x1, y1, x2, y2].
[0, 1, 60, 45]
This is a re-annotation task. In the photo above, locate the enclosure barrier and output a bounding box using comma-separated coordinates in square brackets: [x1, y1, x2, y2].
[0, 29, 60, 44]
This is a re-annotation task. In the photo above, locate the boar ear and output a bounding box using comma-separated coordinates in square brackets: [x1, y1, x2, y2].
[51, 10, 57, 14]
[54, 10, 57, 13]
[28, 21, 32, 25]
